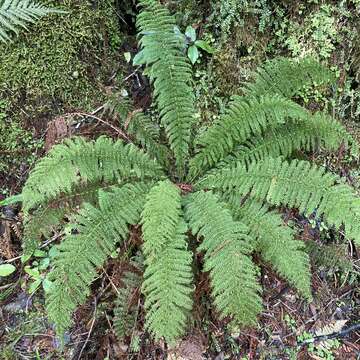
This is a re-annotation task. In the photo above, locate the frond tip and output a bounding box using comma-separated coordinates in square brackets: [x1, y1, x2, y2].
[136, 0, 195, 175]
[0, 0, 65, 42]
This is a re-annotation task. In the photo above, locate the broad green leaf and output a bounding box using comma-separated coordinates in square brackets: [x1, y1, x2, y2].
[33, 249, 47, 258]
[21, 253, 32, 263]
[185, 25, 196, 42]
[28, 279, 42, 294]
[195, 40, 215, 54]
[133, 51, 145, 66]
[188, 45, 199, 64]
[24, 266, 41, 279]
[0, 264, 16, 276]
[48, 246, 59, 259]
[0, 194, 22, 206]
[39, 257, 50, 270]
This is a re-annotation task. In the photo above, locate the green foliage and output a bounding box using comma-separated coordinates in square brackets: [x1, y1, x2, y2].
[210, 0, 272, 39]
[0, 0, 63, 42]
[110, 98, 170, 167]
[198, 157, 360, 246]
[23, 206, 67, 255]
[21, 136, 163, 213]
[114, 254, 143, 341]
[0, 99, 40, 178]
[184, 191, 262, 325]
[16, 0, 360, 347]
[141, 180, 193, 343]
[243, 57, 336, 98]
[188, 57, 337, 178]
[47, 183, 151, 336]
[189, 94, 310, 177]
[229, 199, 311, 299]
[275, 4, 339, 60]
[218, 112, 357, 169]
[135, 0, 195, 175]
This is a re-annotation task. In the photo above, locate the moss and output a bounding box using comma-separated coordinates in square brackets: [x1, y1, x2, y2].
[0, 100, 42, 194]
[0, 0, 123, 192]
[0, 0, 121, 119]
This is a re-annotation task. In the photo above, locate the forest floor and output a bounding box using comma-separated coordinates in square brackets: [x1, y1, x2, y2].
[1, 1, 360, 359]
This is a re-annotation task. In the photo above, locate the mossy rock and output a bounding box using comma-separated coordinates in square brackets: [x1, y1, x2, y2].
[0, 0, 121, 120]
[0, 0, 123, 192]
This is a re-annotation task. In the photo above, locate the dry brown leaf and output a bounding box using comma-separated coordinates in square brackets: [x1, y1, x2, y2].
[315, 319, 348, 350]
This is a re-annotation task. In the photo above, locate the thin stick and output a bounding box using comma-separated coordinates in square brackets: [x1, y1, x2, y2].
[65, 112, 131, 142]
[77, 298, 97, 360]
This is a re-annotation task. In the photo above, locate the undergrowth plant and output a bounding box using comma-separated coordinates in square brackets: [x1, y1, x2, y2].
[18, 0, 360, 344]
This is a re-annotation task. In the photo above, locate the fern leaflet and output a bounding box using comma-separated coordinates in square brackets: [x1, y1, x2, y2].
[218, 112, 357, 168]
[229, 198, 312, 299]
[189, 94, 310, 178]
[198, 157, 360, 245]
[114, 254, 143, 341]
[243, 57, 336, 98]
[22, 136, 163, 212]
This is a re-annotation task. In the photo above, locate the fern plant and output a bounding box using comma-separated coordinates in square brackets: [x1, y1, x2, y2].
[0, 0, 64, 42]
[18, 0, 360, 345]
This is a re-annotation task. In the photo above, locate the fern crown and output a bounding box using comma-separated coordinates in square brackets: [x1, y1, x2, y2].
[18, 0, 360, 345]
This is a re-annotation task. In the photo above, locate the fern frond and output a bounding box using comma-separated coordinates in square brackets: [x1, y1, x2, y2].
[219, 112, 357, 168]
[198, 157, 360, 245]
[229, 198, 311, 299]
[141, 180, 193, 343]
[184, 190, 262, 325]
[22, 182, 109, 254]
[189, 94, 310, 179]
[0, 0, 64, 42]
[125, 111, 170, 167]
[23, 206, 67, 255]
[46, 183, 150, 336]
[22, 136, 163, 213]
[243, 57, 336, 98]
[114, 254, 143, 340]
[140, 181, 191, 338]
[136, 0, 195, 175]
[305, 240, 352, 273]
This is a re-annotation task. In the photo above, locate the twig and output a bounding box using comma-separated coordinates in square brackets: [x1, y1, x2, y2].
[123, 66, 141, 82]
[64, 112, 131, 142]
[40, 232, 63, 248]
[102, 268, 120, 295]
[77, 298, 98, 360]
[4, 255, 22, 263]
